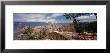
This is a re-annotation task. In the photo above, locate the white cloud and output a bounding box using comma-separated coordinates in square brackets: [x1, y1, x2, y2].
[29, 13, 46, 18]
[15, 17, 56, 23]
[51, 13, 64, 17]
[14, 13, 63, 22]
[77, 14, 96, 20]
[46, 13, 64, 19]
[79, 19, 97, 22]
[76, 14, 97, 22]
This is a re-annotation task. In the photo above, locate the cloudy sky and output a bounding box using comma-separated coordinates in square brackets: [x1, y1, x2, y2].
[76, 14, 97, 22]
[13, 13, 96, 23]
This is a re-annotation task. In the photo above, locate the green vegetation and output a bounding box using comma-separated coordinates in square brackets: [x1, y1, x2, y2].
[17, 26, 68, 40]
[64, 13, 97, 33]
[75, 21, 97, 33]
[48, 32, 68, 40]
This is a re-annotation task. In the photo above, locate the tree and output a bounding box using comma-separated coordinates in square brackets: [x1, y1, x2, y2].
[63, 13, 97, 33]
[20, 26, 34, 40]
[63, 13, 96, 22]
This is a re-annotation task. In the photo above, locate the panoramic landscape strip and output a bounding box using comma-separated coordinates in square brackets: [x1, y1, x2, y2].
[13, 13, 97, 40]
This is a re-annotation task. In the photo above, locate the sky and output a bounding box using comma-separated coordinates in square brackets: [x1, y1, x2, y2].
[13, 13, 97, 23]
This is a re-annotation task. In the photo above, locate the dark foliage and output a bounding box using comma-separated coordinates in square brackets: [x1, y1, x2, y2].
[75, 21, 97, 33]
